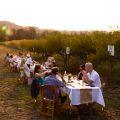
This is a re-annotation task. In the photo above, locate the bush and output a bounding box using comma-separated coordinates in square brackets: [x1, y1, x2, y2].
[111, 61, 120, 84]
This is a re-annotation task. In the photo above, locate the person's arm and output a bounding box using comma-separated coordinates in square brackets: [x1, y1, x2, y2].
[35, 73, 41, 78]
[82, 71, 93, 84]
[57, 72, 66, 84]
[77, 72, 82, 80]
[82, 74, 93, 84]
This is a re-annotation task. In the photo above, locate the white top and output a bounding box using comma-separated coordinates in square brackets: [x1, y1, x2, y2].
[87, 70, 101, 88]
[15, 57, 22, 68]
[26, 57, 33, 65]
[23, 63, 31, 73]
[9, 57, 14, 63]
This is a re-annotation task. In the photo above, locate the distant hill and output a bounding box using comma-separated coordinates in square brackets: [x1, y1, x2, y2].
[0, 21, 93, 34]
[0, 21, 54, 33]
[0, 21, 22, 30]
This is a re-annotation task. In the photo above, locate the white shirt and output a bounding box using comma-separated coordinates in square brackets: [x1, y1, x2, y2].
[87, 70, 101, 88]
[44, 61, 51, 68]
[26, 57, 32, 65]
[23, 63, 31, 73]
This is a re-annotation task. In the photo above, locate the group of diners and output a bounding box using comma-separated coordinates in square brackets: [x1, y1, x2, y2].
[4, 52, 102, 104]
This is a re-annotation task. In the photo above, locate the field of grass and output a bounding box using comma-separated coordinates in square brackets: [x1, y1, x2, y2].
[0, 45, 120, 120]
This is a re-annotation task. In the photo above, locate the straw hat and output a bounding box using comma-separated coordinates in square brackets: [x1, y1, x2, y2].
[26, 53, 30, 57]
[51, 57, 56, 62]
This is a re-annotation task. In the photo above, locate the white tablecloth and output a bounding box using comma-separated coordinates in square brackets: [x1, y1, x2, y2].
[68, 86, 105, 107]
[63, 81, 105, 107]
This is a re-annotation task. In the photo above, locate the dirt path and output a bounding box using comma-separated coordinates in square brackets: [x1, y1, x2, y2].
[0, 45, 119, 120]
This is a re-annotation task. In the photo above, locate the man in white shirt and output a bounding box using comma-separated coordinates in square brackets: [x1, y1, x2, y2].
[82, 62, 101, 88]
[25, 54, 33, 66]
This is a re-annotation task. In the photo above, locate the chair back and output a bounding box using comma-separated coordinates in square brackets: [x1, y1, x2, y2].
[40, 84, 58, 100]
[40, 84, 58, 119]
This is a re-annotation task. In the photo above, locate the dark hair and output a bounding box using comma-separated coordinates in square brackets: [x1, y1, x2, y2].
[10, 55, 13, 58]
[34, 65, 41, 74]
[6, 53, 9, 56]
[80, 64, 85, 70]
[19, 52, 23, 56]
[51, 67, 59, 74]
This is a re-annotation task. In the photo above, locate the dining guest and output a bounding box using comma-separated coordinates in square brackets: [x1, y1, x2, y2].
[31, 65, 44, 102]
[77, 64, 85, 80]
[25, 53, 33, 67]
[44, 57, 52, 69]
[23, 67, 30, 84]
[16, 52, 23, 71]
[44, 67, 67, 103]
[4, 53, 10, 65]
[50, 57, 56, 68]
[44, 67, 65, 87]
[28, 61, 38, 85]
[19, 58, 26, 83]
[9, 55, 14, 71]
[82, 62, 101, 88]
[44, 57, 56, 69]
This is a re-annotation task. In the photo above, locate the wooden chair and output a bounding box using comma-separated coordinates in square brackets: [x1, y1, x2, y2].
[39, 85, 59, 120]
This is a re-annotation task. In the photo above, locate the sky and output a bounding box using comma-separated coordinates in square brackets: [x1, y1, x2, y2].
[0, 0, 120, 31]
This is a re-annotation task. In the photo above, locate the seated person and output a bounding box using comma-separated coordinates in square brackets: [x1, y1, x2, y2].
[44, 67, 65, 87]
[44, 57, 56, 69]
[77, 64, 85, 80]
[44, 67, 67, 103]
[44, 57, 52, 69]
[31, 65, 44, 102]
[82, 62, 101, 88]
[25, 53, 33, 67]
[4, 53, 10, 65]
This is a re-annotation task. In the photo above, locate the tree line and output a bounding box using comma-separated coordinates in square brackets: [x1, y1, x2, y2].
[0, 25, 39, 41]
[1, 25, 120, 84]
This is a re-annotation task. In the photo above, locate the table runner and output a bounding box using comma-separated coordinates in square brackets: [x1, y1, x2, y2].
[80, 89, 92, 104]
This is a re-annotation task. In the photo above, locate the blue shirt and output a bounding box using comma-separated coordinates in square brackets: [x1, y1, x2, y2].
[44, 75, 65, 87]
[44, 75, 65, 99]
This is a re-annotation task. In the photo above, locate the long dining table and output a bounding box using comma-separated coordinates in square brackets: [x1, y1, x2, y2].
[61, 79, 105, 107]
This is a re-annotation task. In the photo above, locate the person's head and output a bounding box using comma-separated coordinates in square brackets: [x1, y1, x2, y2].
[19, 52, 23, 57]
[80, 64, 85, 71]
[51, 67, 59, 75]
[6, 53, 9, 56]
[85, 62, 93, 73]
[10, 55, 13, 58]
[47, 57, 52, 62]
[51, 57, 56, 63]
[26, 53, 30, 58]
[34, 64, 41, 74]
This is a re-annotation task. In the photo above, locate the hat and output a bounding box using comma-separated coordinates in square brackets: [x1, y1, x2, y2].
[51, 57, 56, 62]
[26, 53, 30, 57]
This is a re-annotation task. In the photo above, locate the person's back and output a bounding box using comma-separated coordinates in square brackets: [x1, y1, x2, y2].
[44, 75, 65, 87]
[44, 67, 67, 103]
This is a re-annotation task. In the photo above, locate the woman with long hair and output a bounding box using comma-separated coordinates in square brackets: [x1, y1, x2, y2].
[31, 64, 44, 102]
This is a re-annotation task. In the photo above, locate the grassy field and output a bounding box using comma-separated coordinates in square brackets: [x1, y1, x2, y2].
[0, 45, 120, 120]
